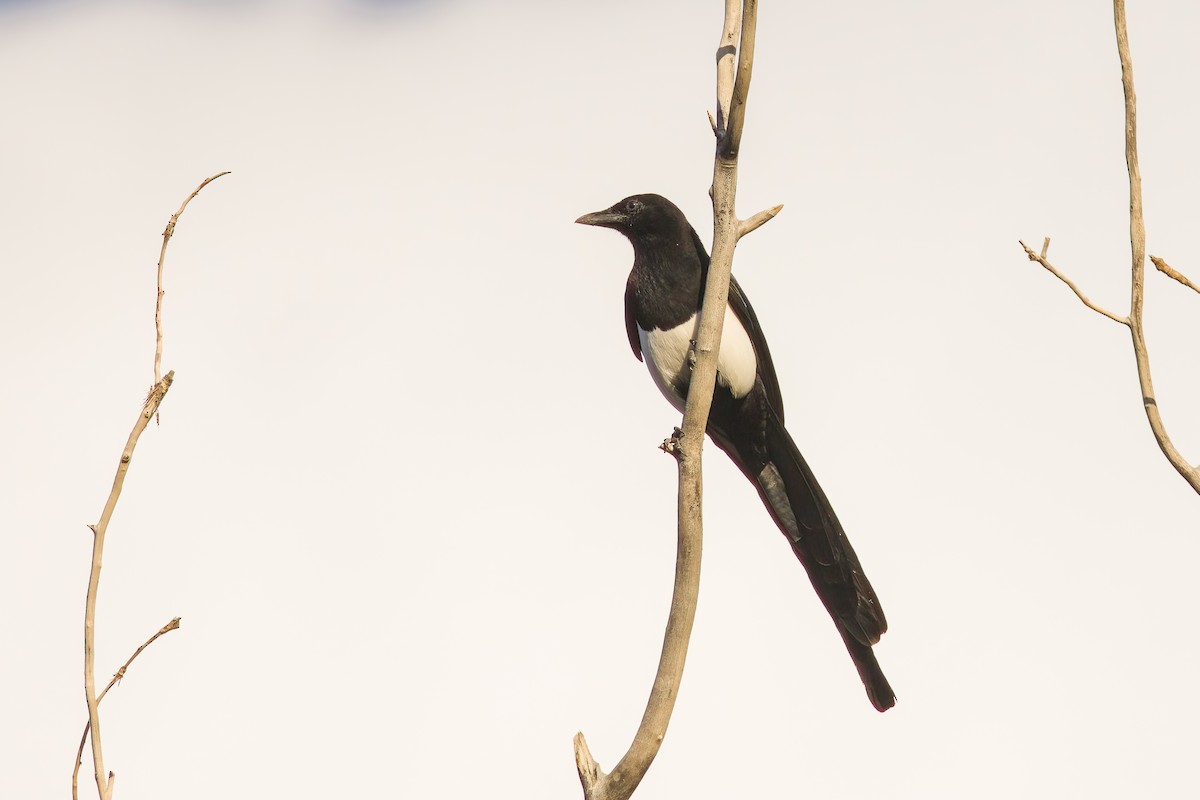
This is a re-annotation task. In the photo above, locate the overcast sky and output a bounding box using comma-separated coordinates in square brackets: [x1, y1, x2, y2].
[4, 1, 1200, 798]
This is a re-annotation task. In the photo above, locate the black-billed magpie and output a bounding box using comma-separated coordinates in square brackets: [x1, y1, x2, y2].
[576, 193, 894, 712]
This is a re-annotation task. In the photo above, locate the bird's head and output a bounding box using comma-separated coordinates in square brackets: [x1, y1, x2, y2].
[575, 194, 686, 244]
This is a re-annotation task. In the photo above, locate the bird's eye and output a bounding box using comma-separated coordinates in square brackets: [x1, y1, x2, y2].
[624, 198, 643, 213]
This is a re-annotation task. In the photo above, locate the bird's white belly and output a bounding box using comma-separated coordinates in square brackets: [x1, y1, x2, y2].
[639, 307, 758, 413]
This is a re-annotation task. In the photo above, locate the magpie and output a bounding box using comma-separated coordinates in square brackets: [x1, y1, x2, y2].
[576, 193, 894, 712]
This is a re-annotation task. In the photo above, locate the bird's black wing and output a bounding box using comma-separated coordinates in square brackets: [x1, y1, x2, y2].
[624, 279, 643, 361]
[687, 225, 785, 421]
[727, 276, 785, 422]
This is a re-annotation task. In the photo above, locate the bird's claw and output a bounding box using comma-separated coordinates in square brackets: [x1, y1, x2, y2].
[660, 427, 685, 457]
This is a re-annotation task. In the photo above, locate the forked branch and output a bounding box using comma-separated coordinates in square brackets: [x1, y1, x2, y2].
[1017, 239, 1126, 325]
[1017, 0, 1200, 493]
[573, 2, 780, 798]
[73, 618, 181, 800]
[83, 373, 175, 800]
[82, 171, 225, 800]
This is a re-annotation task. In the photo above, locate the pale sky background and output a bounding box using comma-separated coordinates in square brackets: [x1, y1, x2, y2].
[4, 1, 1200, 798]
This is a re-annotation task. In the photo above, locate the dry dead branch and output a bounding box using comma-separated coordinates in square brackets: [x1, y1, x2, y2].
[1149, 255, 1200, 295]
[81, 173, 226, 799]
[72, 618, 181, 800]
[1017, 239, 1126, 325]
[1018, 0, 1200, 494]
[573, 2, 782, 798]
[155, 171, 229, 389]
[83, 373, 175, 800]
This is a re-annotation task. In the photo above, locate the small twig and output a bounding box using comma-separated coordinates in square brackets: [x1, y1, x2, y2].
[100, 617, 182, 703]
[737, 204, 783, 240]
[72, 618, 181, 800]
[83, 372, 175, 800]
[1150, 255, 1200, 295]
[573, 733, 601, 790]
[154, 171, 229, 394]
[1018, 239, 1128, 325]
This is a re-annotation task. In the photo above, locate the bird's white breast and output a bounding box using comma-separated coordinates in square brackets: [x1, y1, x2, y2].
[638, 307, 758, 413]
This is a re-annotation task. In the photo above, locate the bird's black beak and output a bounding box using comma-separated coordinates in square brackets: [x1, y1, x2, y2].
[575, 208, 624, 229]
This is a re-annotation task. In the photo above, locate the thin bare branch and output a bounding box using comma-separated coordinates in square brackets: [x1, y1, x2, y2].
[738, 204, 783, 240]
[1024, 4, 1200, 493]
[79, 174, 220, 798]
[720, 0, 758, 158]
[573, 733, 601, 790]
[1116, 0, 1145, 329]
[1111, 0, 1200, 492]
[1150, 255, 1200, 295]
[73, 618, 181, 800]
[1018, 239, 1128, 325]
[713, 0, 740, 138]
[83, 372, 175, 800]
[154, 171, 229, 389]
[574, 3, 767, 798]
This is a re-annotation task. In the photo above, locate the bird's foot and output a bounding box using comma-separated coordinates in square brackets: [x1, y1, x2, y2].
[660, 427, 685, 459]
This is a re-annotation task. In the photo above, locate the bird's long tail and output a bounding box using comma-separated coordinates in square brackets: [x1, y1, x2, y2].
[723, 404, 895, 711]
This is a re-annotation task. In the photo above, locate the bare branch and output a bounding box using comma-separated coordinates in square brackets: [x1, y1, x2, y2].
[100, 617, 182, 703]
[73, 618, 181, 800]
[154, 171, 230, 390]
[83, 372, 175, 800]
[575, 3, 767, 798]
[79, 173, 221, 798]
[1150, 255, 1200, 295]
[573, 733, 602, 795]
[1116, 0, 1145, 328]
[1017, 239, 1128, 325]
[1111, 0, 1200, 493]
[713, 0, 740, 138]
[1024, 3, 1200, 493]
[727, 1, 758, 147]
[738, 204, 783, 240]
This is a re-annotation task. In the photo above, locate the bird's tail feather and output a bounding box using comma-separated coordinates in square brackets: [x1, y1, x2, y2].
[839, 625, 896, 712]
[735, 405, 894, 711]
